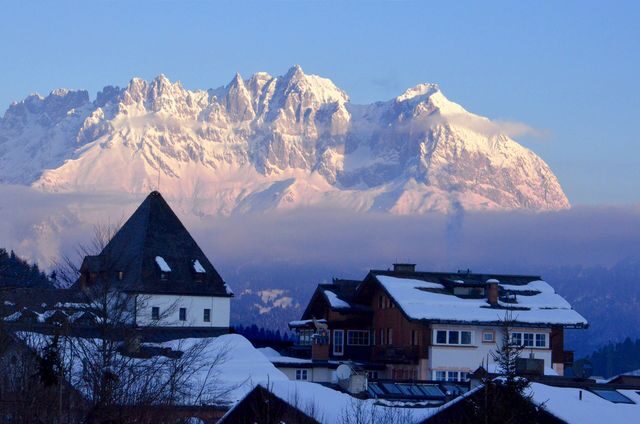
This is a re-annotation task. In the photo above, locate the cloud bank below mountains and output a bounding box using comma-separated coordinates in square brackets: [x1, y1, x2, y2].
[0, 185, 638, 277]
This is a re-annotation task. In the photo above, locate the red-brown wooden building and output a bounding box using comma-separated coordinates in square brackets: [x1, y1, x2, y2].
[288, 264, 587, 382]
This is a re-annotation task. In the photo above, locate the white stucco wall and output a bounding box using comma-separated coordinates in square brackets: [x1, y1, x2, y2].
[277, 366, 334, 383]
[428, 325, 553, 378]
[135, 294, 230, 327]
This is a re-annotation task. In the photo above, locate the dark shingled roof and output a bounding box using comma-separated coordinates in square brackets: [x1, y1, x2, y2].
[79, 191, 231, 297]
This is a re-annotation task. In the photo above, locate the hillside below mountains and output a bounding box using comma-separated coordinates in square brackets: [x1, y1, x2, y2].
[0, 66, 569, 214]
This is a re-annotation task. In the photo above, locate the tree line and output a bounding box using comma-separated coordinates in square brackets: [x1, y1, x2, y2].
[0, 248, 54, 287]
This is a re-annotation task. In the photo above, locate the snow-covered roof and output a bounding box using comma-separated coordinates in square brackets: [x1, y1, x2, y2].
[375, 275, 587, 327]
[604, 369, 640, 383]
[161, 334, 289, 404]
[257, 347, 312, 365]
[3, 311, 22, 322]
[155, 256, 171, 272]
[222, 380, 439, 424]
[323, 290, 351, 309]
[288, 318, 328, 328]
[528, 382, 640, 424]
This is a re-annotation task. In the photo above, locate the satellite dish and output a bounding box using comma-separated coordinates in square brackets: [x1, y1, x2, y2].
[336, 364, 352, 380]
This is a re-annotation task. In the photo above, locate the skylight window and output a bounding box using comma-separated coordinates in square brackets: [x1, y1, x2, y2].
[382, 383, 402, 394]
[590, 389, 635, 404]
[155, 256, 171, 272]
[368, 383, 384, 396]
[193, 259, 206, 273]
[419, 385, 445, 397]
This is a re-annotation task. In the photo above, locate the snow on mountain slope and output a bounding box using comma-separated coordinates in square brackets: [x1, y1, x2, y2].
[0, 66, 569, 214]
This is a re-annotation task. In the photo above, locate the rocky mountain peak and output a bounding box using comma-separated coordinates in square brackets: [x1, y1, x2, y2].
[396, 83, 441, 102]
[0, 67, 570, 213]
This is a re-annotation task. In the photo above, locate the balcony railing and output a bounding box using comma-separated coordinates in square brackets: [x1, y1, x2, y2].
[372, 345, 421, 363]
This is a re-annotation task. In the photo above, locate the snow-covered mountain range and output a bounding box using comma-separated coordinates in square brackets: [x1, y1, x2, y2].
[0, 65, 569, 214]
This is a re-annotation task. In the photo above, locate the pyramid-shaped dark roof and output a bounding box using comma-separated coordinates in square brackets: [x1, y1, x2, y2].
[80, 191, 231, 297]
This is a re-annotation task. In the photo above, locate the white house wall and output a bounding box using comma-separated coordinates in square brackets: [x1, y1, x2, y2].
[276, 366, 334, 383]
[428, 325, 553, 377]
[135, 294, 230, 327]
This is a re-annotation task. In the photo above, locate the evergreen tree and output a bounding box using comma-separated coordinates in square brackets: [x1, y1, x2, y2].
[38, 334, 63, 387]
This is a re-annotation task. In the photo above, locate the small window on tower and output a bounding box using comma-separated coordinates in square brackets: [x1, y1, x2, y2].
[203, 308, 211, 322]
[155, 256, 171, 281]
[179, 308, 187, 321]
[151, 307, 160, 321]
[117, 271, 124, 281]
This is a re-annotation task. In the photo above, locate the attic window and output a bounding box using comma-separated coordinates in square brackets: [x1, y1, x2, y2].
[155, 256, 171, 280]
[193, 260, 206, 274]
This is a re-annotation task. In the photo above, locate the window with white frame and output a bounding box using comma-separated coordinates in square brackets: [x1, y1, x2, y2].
[434, 329, 473, 346]
[333, 330, 344, 355]
[482, 330, 495, 343]
[295, 369, 308, 380]
[511, 332, 547, 348]
[432, 370, 470, 382]
[297, 329, 314, 346]
[347, 330, 370, 346]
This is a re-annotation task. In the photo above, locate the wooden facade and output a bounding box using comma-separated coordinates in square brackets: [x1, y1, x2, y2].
[291, 266, 581, 381]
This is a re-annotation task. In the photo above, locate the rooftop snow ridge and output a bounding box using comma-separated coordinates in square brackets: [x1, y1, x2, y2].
[374, 275, 587, 327]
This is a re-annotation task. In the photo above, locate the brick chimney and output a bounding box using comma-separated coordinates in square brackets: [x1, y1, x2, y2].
[487, 279, 499, 306]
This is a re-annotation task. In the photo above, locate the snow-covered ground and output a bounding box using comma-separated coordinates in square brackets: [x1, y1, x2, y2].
[16, 332, 287, 406]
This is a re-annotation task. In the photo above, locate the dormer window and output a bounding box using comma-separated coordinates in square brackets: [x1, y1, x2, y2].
[193, 260, 206, 273]
[155, 256, 171, 281]
[193, 259, 205, 282]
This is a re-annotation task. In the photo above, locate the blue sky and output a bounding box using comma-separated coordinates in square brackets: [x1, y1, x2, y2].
[1, 1, 638, 205]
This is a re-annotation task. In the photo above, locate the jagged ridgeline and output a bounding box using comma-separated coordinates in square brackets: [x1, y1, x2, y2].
[0, 66, 569, 214]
